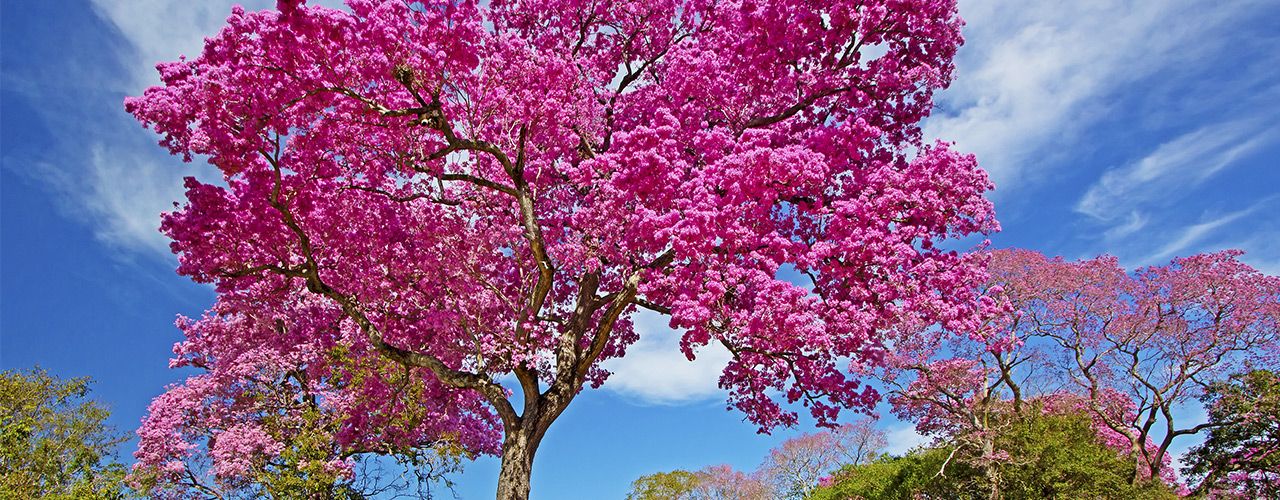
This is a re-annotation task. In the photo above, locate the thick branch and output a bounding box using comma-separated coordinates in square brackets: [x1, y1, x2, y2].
[743, 86, 851, 129]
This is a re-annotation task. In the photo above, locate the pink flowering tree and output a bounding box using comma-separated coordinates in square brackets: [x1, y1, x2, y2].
[888, 353, 1023, 497]
[887, 340, 1182, 496]
[983, 249, 1279, 485]
[887, 249, 1279, 492]
[881, 271, 1023, 496]
[126, 0, 998, 497]
[691, 465, 774, 500]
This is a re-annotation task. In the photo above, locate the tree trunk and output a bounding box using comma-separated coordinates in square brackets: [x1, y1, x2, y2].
[496, 427, 539, 500]
[495, 394, 569, 500]
[1129, 442, 1147, 485]
[985, 466, 1002, 500]
[982, 438, 1002, 500]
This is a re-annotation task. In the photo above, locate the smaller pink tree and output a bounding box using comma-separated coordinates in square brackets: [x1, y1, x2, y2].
[985, 249, 1278, 484]
[759, 418, 887, 498]
[692, 465, 775, 500]
[883, 279, 1024, 495]
[888, 354, 1020, 496]
[886, 249, 1279, 491]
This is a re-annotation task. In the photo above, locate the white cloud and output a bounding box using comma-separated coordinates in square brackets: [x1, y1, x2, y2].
[603, 310, 732, 405]
[1138, 205, 1280, 275]
[1076, 120, 1275, 225]
[20, 142, 214, 259]
[57, 1, 351, 258]
[926, 0, 1263, 192]
[882, 423, 930, 456]
[1236, 243, 1280, 276]
[1102, 211, 1149, 240]
[86, 146, 208, 256]
[90, 1, 259, 90]
[1140, 205, 1260, 265]
[29, 1, 274, 257]
[88, 0, 275, 91]
[88, 0, 351, 89]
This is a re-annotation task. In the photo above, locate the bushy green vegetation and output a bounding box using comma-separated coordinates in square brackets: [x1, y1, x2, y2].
[809, 411, 1179, 500]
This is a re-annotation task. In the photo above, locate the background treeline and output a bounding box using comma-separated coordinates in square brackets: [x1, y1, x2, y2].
[627, 369, 1278, 499]
[627, 250, 1280, 500]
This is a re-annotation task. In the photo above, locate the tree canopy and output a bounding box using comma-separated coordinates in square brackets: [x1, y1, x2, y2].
[883, 249, 1280, 491]
[126, 0, 998, 497]
[1182, 369, 1280, 498]
[0, 368, 130, 500]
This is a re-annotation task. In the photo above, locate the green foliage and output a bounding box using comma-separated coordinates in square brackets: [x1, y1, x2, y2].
[0, 367, 132, 500]
[626, 469, 702, 500]
[808, 448, 980, 500]
[809, 411, 1178, 499]
[1182, 369, 1280, 497]
[253, 405, 362, 499]
[995, 409, 1171, 498]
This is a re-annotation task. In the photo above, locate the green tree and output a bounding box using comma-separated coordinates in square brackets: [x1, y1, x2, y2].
[627, 469, 702, 500]
[810, 411, 1179, 500]
[1182, 369, 1280, 498]
[626, 465, 774, 500]
[0, 367, 131, 499]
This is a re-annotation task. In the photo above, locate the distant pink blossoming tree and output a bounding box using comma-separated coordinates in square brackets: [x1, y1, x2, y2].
[760, 418, 887, 498]
[125, 0, 998, 497]
[890, 249, 1279, 491]
[692, 464, 775, 500]
[994, 249, 1279, 484]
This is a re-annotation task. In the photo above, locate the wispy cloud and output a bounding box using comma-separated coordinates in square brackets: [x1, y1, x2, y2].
[88, 0, 274, 91]
[603, 310, 732, 405]
[1128, 199, 1280, 274]
[1230, 235, 1280, 276]
[1139, 202, 1266, 265]
[1102, 211, 1149, 240]
[41, 1, 349, 258]
[927, 0, 1266, 192]
[10, 1, 268, 258]
[87, 146, 212, 256]
[1077, 120, 1275, 225]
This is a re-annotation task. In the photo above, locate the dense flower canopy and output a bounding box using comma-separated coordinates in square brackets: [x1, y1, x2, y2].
[126, 0, 999, 490]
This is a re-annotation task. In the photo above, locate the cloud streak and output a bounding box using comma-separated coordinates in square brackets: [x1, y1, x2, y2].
[927, 0, 1265, 192]
[1140, 206, 1259, 264]
[15, 1, 269, 257]
[1077, 120, 1275, 226]
[88, 0, 274, 91]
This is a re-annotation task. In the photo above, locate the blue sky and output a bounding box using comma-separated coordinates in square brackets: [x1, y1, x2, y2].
[1, 1, 1277, 498]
